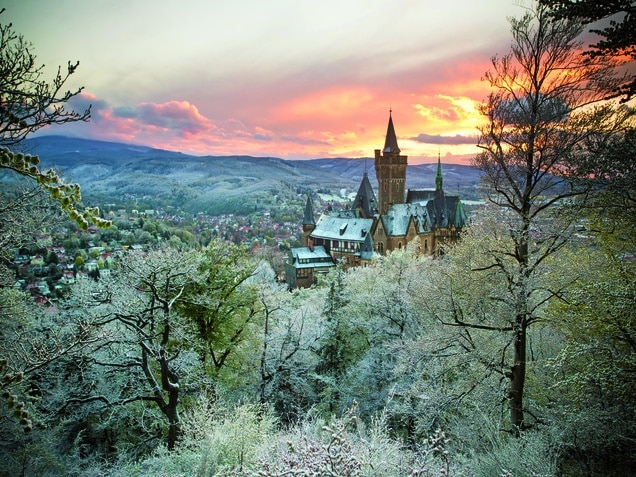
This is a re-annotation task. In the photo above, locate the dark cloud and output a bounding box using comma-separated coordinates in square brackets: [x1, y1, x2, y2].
[68, 93, 110, 121]
[112, 106, 138, 118]
[410, 133, 477, 145]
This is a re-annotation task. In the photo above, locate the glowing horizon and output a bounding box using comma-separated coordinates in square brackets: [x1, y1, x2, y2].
[8, 1, 530, 165]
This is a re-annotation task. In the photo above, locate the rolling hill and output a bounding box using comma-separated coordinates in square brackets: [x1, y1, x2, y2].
[16, 136, 483, 215]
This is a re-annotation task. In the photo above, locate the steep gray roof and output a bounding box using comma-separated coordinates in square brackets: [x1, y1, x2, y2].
[382, 202, 432, 236]
[303, 195, 315, 225]
[447, 195, 467, 228]
[382, 112, 400, 154]
[406, 189, 436, 202]
[354, 172, 378, 218]
[406, 189, 467, 229]
[360, 230, 376, 260]
[311, 213, 373, 243]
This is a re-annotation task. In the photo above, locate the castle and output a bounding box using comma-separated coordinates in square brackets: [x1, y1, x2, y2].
[286, 112, 467, 288]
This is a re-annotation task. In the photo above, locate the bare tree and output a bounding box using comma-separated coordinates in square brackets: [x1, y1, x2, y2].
[0, 7, 109, 432]
[0, 8, 107, 229]
[56, 249, 198, 451]
[0, 8, 89, 146]
[466, 4, 634, 434]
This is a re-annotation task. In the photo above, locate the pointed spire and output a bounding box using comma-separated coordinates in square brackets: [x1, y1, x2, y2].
[382, 110, 400, 154]
[302, 195, 315, 225]
[355, 172, 378, 218]
[435, 152, 443, 192]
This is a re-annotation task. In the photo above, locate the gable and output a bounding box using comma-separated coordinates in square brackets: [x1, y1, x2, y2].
[382, 202, 432, 236]
[374, 217, 386, 237]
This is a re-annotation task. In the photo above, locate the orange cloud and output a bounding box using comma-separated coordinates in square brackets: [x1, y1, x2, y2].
[278, 87, 375, 120]
[59, 69, 491, 163]
[413, 94, 481, 132]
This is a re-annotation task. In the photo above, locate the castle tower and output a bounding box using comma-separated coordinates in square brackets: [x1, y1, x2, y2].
[302, 195, 316, 247]
[374, 111, 408, 215]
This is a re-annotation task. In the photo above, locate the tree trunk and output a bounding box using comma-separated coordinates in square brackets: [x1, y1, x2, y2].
[163, 366, 181, 450]
[509, 316, 527, 436]
[508, 218, 530, 436]
[165, 377, 181, 450]
[166, 410, 181, 451]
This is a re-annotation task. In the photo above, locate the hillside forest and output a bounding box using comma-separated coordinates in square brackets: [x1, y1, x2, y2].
[1, 3, 635, 476]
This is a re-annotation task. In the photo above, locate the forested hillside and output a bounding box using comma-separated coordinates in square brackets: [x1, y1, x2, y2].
[1, 3, 634, 477]
[17, 135, 483, 215]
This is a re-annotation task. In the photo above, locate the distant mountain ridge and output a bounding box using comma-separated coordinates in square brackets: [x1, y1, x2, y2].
[17, 135, 483, 214]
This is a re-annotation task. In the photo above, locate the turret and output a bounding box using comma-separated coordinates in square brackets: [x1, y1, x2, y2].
[435, 153, 443, 192]
[354, 172, 378, 218]
[433, 153, 447, 228]
[302, 195, 316, 246]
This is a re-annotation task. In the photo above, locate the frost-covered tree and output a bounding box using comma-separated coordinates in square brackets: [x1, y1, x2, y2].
[545, 236, 636, 474]
[0, 8, 107, 229]
[472, 3, 634, 434]
[257, 284, 323, 422]
[48, 248, 199, 451]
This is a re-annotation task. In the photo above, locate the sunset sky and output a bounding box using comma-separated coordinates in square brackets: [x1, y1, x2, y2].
[6, 0, 531, 164]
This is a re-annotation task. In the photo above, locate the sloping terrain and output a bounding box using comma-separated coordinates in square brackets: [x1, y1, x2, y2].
[18, 136, 482, 214]
[298, 158, 483, 199]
